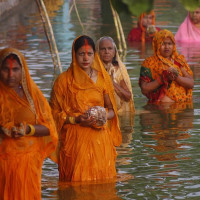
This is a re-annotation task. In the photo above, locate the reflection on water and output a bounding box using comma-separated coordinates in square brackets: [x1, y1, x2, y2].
[57, 181, 122, 200]
[1, 0, 200, 199]
[141, 103, 193, 162]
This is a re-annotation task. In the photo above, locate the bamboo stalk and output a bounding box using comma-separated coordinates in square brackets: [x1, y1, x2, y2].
[115, 10, 127, 50]
[109, 0, 122, 52]
[73, 0, 86, 34]
[35, 0, 57, 73]
[38, 0, 62, 73]
[66, 3, 74, 23]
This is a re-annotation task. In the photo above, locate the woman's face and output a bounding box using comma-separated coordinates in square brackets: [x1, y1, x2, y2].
[99, 39, 115, 64]
[0, 57, 22, 88]
[159, 37, 174, 59]
[142, 14, 154, 28]
[75, 45, 94, 70]
[190, 8, 200, 24]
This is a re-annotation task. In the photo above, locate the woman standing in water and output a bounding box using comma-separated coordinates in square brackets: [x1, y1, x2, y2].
[96, 36, 135, 114]
[0, 48, 58, 199]
[139, 29, 194, 103]
[175, 7, 200, 43]
[50, 35, 121, 181]
[128, 10, 160, 43]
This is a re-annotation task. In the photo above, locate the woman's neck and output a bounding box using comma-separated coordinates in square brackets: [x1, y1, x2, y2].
[84, 67, 93, 78]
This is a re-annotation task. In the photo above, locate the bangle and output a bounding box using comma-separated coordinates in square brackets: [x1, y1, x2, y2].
[63, 115, 67, 121]
[69, 116, 76, 125]
[27, 124, 35, 136]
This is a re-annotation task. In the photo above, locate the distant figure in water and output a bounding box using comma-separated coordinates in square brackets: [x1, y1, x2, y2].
[128, 10, 160, 43]
[175, 7, 200, 43]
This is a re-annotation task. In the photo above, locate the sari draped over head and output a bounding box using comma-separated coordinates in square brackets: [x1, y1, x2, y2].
[175, 13, 200, 43]
[0, 48, 58, 200]
[139, 29, 193, 103]
[128, 10, 160, 42]
[139, 10, 156, 43]
[50, 36, 122, 181]
[96, 37, 135, 114]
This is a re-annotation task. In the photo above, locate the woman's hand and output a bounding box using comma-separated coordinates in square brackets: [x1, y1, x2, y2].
[167, 67, 179, 81]
[11, 126, 25, 138]
[75, 114, 96, 127]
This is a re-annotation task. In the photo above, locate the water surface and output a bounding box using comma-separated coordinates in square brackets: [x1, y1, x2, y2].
[1, 0, 200, 199]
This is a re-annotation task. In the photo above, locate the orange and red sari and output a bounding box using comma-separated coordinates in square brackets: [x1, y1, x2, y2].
[139, 30, 193, 103]
[50, 37, 122, 182]
[0, 48, 58, 200]
[128, 10, 160, 42]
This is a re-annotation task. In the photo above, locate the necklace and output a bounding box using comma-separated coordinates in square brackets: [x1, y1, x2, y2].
[89, 68, 93, 78]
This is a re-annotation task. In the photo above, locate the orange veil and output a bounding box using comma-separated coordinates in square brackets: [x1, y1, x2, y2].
[139, 10, 156, 43]
[0, 47, 58, 158]
[50, 36, 122, 147]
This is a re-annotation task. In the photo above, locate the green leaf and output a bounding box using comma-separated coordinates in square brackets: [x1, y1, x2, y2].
[111, 0, 154, 17]
[179, 0, 200, 11]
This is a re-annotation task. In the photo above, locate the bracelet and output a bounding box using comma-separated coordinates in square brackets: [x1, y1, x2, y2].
[69, 116, 76, 125]
[26, 124, 35, 136]
[63, 115, 67, 121]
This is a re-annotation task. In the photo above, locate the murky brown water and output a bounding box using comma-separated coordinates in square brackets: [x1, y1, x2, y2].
[1, 0, 200, 199]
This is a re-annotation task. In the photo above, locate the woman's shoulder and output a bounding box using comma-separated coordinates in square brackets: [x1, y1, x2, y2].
[142, 56, 156, 64]
[55, 68, 71, 82]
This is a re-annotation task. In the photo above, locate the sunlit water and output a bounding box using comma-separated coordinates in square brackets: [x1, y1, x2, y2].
[1, 0, 200, 199]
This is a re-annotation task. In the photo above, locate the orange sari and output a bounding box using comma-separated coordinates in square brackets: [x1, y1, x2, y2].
[139, 29, 193, 103]
[0, 48, 58, 200]
[50, 37, 122, 182]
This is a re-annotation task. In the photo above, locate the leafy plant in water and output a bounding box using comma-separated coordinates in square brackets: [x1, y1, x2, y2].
[179, 0, 200, 11]
[110, 0, 154, 17]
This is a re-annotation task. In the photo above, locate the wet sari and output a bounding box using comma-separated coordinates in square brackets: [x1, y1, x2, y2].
[0, 48, 58, 200]
[139, 29, 193, 103]
[50, 36, 122, 182]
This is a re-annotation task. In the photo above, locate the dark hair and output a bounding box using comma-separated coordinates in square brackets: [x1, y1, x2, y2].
[74, 35, 95, 53]
[2, 54, 21, 67]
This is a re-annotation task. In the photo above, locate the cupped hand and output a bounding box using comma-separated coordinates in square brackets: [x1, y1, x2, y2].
[76, 114, 96, 127]
[167, 67, 179, 81]
[11, 126, 24, 138]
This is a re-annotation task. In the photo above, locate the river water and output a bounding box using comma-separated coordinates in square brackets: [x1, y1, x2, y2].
[1, 0, 200, 199]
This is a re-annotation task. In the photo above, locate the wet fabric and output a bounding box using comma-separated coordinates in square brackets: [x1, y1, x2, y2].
[139, 29, 193, 103]
[175, 14, 200, 43]
[0, 48, 58, 200]
[50, 36, 122, 181]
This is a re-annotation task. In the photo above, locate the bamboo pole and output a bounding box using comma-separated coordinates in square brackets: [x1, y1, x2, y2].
[66, 3, 74, 23]
[109, 0, 122, 52]
[37, 0, 62, 73]
[35, 0, 57, 73]
[115, 10, 127, 50]
[73, 0, 86, 34]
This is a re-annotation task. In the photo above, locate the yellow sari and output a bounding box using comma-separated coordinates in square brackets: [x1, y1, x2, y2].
[0, 48, 58, 200]
[96, 38, 135, 114]
[50, 36, 122, 181]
